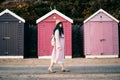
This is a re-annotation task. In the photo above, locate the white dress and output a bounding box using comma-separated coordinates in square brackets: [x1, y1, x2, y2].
[51, 30, 65, 64]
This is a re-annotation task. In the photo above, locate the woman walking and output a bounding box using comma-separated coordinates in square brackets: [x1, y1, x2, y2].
[48, 20, 70, 73]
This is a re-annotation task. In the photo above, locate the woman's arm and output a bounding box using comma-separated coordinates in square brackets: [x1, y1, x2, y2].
[55, 30, 61, 49]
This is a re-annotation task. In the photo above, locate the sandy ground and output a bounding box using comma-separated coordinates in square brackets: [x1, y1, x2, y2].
[0, 58, 120, 66]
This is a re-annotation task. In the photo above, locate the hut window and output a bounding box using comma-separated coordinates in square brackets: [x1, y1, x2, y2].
[100, 16, 102, 18]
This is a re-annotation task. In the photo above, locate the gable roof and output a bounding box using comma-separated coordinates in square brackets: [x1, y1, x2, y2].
[36, 9, 73, 23]
[0, 9, 25, 23]
[84, 9, 119, 23]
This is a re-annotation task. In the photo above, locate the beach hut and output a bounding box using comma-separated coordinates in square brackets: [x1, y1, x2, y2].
[36, 9, 73, 59]
[84, 9, 119, 58]
[0, 9, 25, 58]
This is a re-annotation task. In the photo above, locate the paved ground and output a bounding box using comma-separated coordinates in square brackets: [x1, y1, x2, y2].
[0, 58, 120, 80]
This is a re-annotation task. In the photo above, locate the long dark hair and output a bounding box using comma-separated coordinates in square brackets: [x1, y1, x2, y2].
[53, 22, 64, 36]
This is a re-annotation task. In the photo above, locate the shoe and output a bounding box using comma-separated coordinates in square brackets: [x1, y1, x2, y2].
[48, 69, 56, 73]
[61, 69, 70, 72]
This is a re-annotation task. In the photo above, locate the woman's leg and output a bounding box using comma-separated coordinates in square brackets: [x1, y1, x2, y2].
[60, 63, 65, 70]
[48, 61, 56, 72]
[60, 63, 70, 72]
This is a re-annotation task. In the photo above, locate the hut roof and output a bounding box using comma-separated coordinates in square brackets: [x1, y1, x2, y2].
[84, 9, 119, 23]
[0, 9, 25, 23]
[36, 9, 73, 23]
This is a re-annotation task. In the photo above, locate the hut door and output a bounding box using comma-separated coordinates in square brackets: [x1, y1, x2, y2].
[38, 22, 55, 56]
[90, 22, 103, 55]
[0, 22, 18, 56]
[90, 22, 113, 55]
[102, 22, 113, 55]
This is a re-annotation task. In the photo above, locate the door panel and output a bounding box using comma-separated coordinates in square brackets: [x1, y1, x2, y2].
[89, 22, 113, 55]
[102, 22, 113, 55]
[0, 22, 18, 56]
[90, 22, 103, 55]
[38, 22, 55, 56]
[44, 22, 55, 55]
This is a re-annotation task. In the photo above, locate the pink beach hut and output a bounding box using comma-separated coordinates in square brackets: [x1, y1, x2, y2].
[83, 9, 119, 58]
[36, 9, 73, 59]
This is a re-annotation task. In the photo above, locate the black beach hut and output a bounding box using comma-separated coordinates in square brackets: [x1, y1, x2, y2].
[0, 9, 25, 58]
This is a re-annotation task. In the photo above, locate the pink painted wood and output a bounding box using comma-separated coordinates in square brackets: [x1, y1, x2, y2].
[84, 11, 119, 56]
[89, 22, 113, 55]
[37, 13, 72, 57]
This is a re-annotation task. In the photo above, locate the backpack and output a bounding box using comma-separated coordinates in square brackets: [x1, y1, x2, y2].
[51, 35, 56, 46]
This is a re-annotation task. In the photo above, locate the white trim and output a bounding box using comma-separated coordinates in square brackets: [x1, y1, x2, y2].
[38, 56, 51, 59]
[84, 9, 119, 23]
[36, 9, 73, 23]
[86, 55, 118, 58]
[65, 56, 72, 58]
[0, 56, 23, 58]
[38, 56, 72, 59]
[0, 9, 25, 23]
